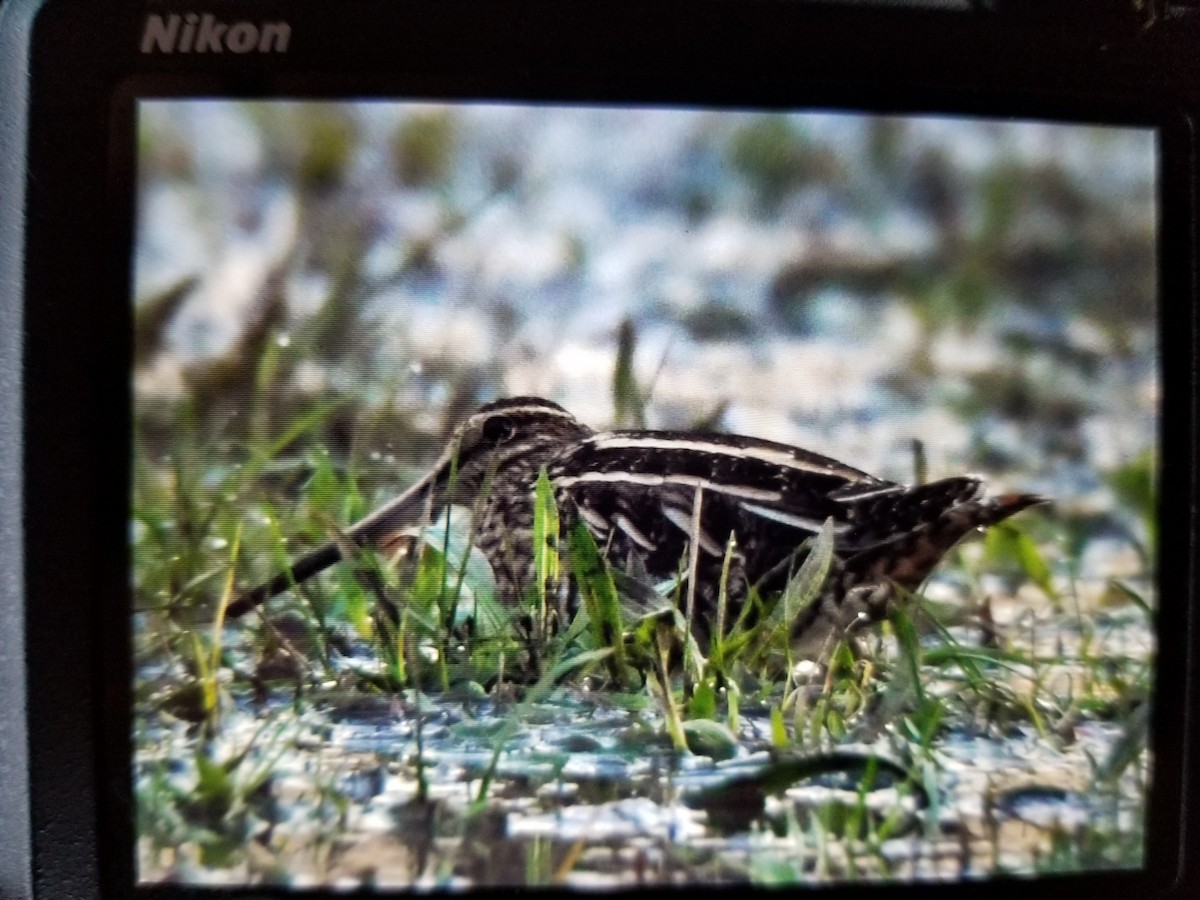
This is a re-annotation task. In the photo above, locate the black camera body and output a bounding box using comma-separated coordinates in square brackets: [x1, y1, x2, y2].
[2, 1, 1197, 897]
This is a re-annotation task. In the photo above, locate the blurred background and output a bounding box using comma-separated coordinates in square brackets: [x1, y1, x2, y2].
[132, 101, 1158, 590]
[129, 101, 1161, 886]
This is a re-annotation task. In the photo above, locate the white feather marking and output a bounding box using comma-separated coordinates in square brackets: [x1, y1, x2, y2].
[830, 484, 906, 503]
[555, 470, 782, 503]
[612, 512, 656, 551]
[576, 503, 611, 534]
[660, 503, 723, 556]
[471, 402, 579, 424]
[739, 502, 851, 534]
[584, 434, 845, 475]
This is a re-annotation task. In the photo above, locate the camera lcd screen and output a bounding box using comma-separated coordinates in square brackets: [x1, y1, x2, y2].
[130, 99, 1158, 889]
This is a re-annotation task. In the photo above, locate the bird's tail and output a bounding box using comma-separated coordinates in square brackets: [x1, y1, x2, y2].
[788, 492, 1047, 659]
[845, 492, 1048, 591]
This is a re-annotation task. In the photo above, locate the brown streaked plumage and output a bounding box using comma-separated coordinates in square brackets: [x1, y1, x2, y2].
[228, 396, 1046, 652]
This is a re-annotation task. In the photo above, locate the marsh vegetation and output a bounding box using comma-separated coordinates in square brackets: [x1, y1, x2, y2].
[132, 103, 1156, 887]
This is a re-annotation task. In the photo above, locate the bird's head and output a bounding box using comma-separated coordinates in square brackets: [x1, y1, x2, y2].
[441, 396, 592, 499]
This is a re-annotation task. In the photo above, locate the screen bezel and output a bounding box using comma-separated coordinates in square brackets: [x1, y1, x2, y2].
[8, 2, 1197, 897]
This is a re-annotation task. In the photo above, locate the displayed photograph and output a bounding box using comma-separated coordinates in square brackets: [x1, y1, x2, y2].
[131, 100, 1157, 887]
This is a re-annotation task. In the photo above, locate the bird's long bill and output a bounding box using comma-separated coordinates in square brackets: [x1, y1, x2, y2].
[226, 446, 459, 618]
[982, 492, 1050, 526]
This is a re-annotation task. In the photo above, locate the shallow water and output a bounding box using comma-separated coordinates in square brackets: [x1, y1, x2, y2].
[135, 592, 1152, 888]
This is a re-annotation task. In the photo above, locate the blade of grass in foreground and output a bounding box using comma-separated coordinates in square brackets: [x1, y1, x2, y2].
[532, 469, 561, 638]
[755, 518, 836, 674]
[568, 521, 628, 683]
[984, 522, 1057, 603]
[709, 533, 738, 671]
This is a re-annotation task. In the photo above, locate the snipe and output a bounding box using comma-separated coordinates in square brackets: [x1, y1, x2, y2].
[228, 396, 1045, 653]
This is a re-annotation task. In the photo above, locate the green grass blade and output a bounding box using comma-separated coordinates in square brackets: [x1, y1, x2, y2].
[985, 523, 1057, 601]
[612, 317, 646, 428]
[889, 605, 926, 707]
[532, 468, 561, 633]
[568, 521, 627, 681]
[709, 533, 737, 670]
[760, 518, 837, 657]
[784, 518, 836, 622]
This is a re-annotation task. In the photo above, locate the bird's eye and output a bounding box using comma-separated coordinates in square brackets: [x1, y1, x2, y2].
[483, 417, 517, 444]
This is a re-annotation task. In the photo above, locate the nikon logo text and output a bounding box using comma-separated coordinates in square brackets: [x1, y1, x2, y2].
[140, 13, 291, 54]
